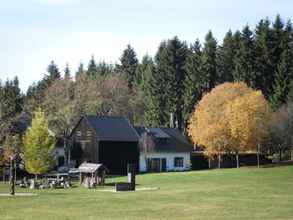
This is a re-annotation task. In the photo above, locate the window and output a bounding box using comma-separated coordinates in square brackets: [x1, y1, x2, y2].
[76, 131, 82, 137]
[174, 157, 184, 167]
[86, 131, 92, 137]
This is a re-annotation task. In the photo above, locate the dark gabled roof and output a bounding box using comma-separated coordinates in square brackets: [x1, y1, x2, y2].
[78, 162, 109, 173]
[134, 126, 192, 153]
[85, 116, 139, 142]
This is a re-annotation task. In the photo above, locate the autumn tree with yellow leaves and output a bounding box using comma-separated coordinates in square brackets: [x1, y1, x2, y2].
[188, 82, 272, 168]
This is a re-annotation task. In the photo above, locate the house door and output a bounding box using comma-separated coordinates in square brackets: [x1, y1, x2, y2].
[161, 158, 167, 172]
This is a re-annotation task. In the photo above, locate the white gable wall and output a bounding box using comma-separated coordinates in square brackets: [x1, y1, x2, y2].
[139, 152, 191, 172]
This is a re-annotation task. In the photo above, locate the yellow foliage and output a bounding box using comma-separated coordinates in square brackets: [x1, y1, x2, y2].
[188, 82, 272, 158]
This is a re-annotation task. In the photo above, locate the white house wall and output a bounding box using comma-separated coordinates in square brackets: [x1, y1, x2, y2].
[139, 152, 191, 172]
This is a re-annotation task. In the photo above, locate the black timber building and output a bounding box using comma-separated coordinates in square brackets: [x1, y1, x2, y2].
[69, 116, 139, 174]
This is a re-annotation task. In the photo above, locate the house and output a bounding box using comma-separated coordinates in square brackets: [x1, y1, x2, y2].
[135, 127, 192, 172]
[69, 116, 139, 175]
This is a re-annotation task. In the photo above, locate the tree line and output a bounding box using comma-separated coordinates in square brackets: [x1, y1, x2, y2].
[1, 15, 293, 161]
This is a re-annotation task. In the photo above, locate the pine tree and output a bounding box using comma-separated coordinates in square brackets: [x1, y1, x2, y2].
[64, 63, 71, 79]
[135, 55, 154, 92]
[201, 31, 218, 91]
[120, 44, 139, 89]
[233, 25, 256, 87]
[96, 61, 113, 76]
[144, 41, 169, 127]
[76, 62, 85, 77]
[0, 77, 23, 119]
[254, 18, 275, 98]
[23, 108, 55, 178]
[87, 56, 97, 79]
[272, 15, 285, 69]
[217, 30, 238, 83]
[47, 61, 61, 82]
[151, 37, 188, 130]
[271, 21, 293, 109]
[183, 39, 203, 123]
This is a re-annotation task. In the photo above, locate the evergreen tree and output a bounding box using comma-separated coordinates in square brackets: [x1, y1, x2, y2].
[233, 25, 256, 87]
[201, 31, 218, 91]
[272, 15, 285, 69]
[47, 60, 61, 82]
[64, 63, 71, 79]
[152, 37, 188, 130]
[183, 40, 203, 123]
[0, 77, 23, 119]
[23, 108, 55, 179]
[96, 61, 114, 76]
[254, 18, 275, 98]
[135, 55, 154, 92]
[217, 30, 238, 83]
[271, 21, 293, 109]
[120, 44, 139, 89]
[87, 56, 97, 79]
[144, 42, 169, 127]
[76, 62, 85, 77]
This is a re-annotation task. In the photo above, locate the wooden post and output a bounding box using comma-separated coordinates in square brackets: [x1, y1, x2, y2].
[79, 172, 82, 185]
[127, 163, 136, 191]
[9, 158, 15, 195]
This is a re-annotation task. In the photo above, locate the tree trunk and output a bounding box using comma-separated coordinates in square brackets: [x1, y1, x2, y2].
[291, 149, 293, 161]
[218, 154, 221, 169]
[257, 144, 260, 168]
[279, 149, 282, 162]
[35, 174, 38, 181]
[236, 153, 239, 168]
[208, 158, 211, 169]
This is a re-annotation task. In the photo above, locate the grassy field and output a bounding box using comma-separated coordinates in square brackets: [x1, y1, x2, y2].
[0, 166, 293, 220]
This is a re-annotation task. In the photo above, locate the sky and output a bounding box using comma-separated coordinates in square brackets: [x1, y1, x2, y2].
[0, 0, 292, 92]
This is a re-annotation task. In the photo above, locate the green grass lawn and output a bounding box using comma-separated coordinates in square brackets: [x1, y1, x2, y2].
[0, 166, 293, 220]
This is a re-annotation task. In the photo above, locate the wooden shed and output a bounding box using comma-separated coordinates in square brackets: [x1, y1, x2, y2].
[78, 162, 108, 187]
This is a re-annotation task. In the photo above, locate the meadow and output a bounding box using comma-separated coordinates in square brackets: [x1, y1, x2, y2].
[0, 166, 293, 220]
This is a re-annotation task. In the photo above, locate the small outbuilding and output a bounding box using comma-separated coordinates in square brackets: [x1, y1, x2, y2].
[78, 162, 108, 187]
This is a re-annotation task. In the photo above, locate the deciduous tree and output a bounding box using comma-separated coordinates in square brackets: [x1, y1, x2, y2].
[23, 108, 55, 178]
[188, 82, 271, 168]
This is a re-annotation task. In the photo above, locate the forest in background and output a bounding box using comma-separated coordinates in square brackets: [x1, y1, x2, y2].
[1, 15, 293, 147]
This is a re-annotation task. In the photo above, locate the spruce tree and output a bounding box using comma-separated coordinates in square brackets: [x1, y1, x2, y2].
[254, 18, 275, 98]
[145, 41, 169, 127]
[217, 30, 238, 83]
[272, 15, 285, 69]
[201, 31, 218, 91]
[47, 61, 61, 82]
[64, 63, 71, 79]
[233, 25, 256, 87]
[96, 61, 113, 76]
[135, 55, 154, 92]
[153, 37, 188, 130]
[271, 21, 293, 109]
[87, 56, 97, 79]
[120, 44, 139, 89]
[183, 40, 203, 123]
[76, 62, 85, 77]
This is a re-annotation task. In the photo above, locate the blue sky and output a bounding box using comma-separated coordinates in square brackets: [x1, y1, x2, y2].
[1, 0, 292, 92]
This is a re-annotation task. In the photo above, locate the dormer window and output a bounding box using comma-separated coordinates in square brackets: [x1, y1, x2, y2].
[76, 131, 82, 137]
[87, 131, 92, 137]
